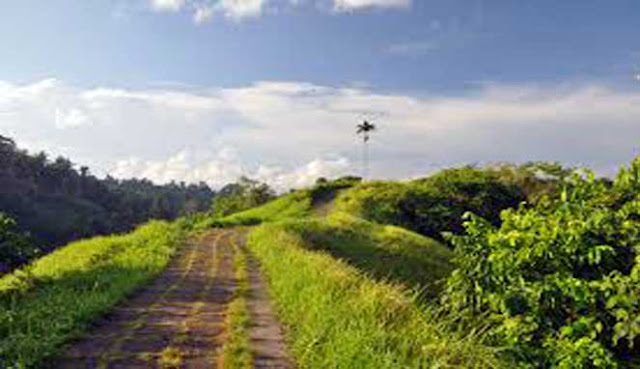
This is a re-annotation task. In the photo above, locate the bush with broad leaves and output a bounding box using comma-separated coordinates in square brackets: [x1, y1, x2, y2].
[444, 158, 640, 368]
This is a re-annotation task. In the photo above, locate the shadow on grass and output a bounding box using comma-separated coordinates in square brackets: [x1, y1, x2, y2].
[0, 260, 171, 368]
[280, 216, 454, 300]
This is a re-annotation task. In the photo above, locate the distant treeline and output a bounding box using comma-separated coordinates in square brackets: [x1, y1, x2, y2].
[0, 134, 214, 271]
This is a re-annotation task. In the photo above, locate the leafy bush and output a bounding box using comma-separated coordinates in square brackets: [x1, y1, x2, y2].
[487, 162, 573, 203]
[334, 167, 526, 242]
[211, 177, 275, 217]
[0, 213, 37, 274]
[443, 159, 640, 368]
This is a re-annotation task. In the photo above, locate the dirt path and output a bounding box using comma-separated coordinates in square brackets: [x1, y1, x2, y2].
[51, 228, 293, 369]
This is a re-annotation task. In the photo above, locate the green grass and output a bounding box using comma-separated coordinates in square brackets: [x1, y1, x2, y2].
[0, 220, 185, 368]
[282, 212, 454, 299]
[195, 190, 313, 229]
[332, 168, 525, 243]
[220, 232, 253, 369]
[248, 222, 505, 368]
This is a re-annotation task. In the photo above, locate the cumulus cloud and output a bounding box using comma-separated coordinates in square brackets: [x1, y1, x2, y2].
[333, 0, 411, 12]
[148, 0, 268, 22]
[146, 0, 410, 23]
[217, 0, 268, 19]
[1, 78, 640, 189]
[150, 0, 185, 12]
[111, 148, 351, 191]
[55, 108, 92, 129]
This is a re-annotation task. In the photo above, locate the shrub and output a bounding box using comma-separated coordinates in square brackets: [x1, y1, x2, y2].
[211, 177, 275, 217]
[335, 167, 526, 242]
[443, 159, 640, 368]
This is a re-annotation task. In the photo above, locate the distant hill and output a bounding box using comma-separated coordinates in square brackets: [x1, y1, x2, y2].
[0, 134, 214, 255]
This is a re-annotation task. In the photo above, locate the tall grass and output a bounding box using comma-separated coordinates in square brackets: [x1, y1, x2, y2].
[195, 190, 313, 229]
[283, 212, 454, 299]
[248, 222, 505, 368]
[0, 220, 185, 368]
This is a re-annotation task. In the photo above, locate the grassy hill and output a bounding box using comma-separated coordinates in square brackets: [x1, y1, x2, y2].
[8, 162, 632, 368]
[0, 221, 186, 367]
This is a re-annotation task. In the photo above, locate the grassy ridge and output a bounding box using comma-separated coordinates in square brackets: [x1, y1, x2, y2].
[282, 212, 454, 298]
[0, 220, 185, 368]
[198, 190, 312, 228]
[333, 167, 526, 242]
[248, 222, 504, 368]
[220, 232, 253, 369]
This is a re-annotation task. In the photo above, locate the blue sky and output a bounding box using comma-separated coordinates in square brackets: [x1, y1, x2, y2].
[1, 1, 640, 189]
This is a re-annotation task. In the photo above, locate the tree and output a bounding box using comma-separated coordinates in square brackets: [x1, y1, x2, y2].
[0, 213, 36, 274]
[211, 177, 274, 217]
[356, 120, 376, 180]
[0, 134, 216, 271]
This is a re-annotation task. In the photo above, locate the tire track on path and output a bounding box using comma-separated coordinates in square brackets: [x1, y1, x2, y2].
[52, 230, 234, 369]
[51, 228, 294, 369]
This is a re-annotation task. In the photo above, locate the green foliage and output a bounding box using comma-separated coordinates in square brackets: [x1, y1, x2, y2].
[443, 158, 640, 368]
[0, 220, 185, 368]
[487, 162, 574, 203]
[0, 134, 214, 270]
[199, 190, 313, 228]
[248, 222, 504, 368]
[334, 166, 526, 242]
[0, 213, 37, 274]
[211, 177, 275, 217]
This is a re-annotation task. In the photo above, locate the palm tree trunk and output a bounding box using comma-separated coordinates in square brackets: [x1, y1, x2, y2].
[362, 137, 369, 181]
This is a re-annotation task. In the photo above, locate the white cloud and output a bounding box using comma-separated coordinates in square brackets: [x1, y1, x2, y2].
[193, 5, 215, 24]
[150, 0, 185, 12]
[3, 78, 640, 189]
[218, 0, 268, 19]
[55, 108, 92, 129]
[146, 0, 411, 23]
[333, 0, 410, 12]
[148, 0, 268, 22]
[111, 148, 351, 191]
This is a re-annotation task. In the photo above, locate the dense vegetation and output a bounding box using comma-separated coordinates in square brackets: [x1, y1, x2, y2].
[0, 220, 185, 368]
[334, 164, 565, 243]
[199, 176, 360, 228]
[0, 135, 213, 258]
[211, 177, 275, 218]
[5, 131, 635, 368]
[248, 220, 503, 368]
[443, 159, 640, 367]
[0, 213, 37, 274]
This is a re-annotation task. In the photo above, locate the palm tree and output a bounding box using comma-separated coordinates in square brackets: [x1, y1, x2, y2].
[356, 120, 376, 180]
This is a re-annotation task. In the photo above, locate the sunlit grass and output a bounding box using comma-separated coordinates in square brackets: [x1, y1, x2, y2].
[158, 346, 182, 369]
[0, 220, 185, 368]
[248, 222, 505, 368]
[194, 190, 313, 229]
[284, 212, 454, 298]
[219, 234, 252, 369]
